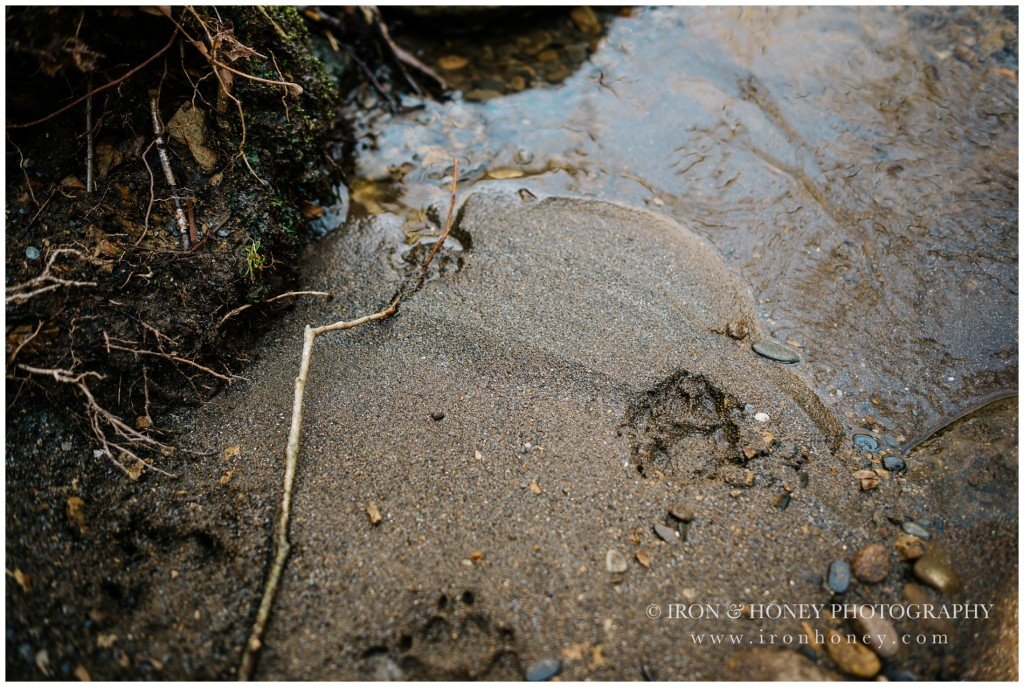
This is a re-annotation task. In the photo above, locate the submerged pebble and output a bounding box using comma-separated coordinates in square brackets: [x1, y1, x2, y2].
[827, 560, 851, 594]
[526, 658, 561, 681]
[882, 455, 907, 473]
[853, 434, 880, 453]
[752, 339, 801, 364]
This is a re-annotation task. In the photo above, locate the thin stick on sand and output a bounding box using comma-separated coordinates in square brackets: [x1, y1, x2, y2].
[238, 159, 459, 681]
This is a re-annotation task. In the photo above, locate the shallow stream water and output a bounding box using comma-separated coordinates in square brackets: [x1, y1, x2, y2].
[332, 6, 1017, 452]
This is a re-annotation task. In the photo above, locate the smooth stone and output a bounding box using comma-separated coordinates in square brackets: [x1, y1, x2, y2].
[825, 630, 881, 678]
[526, 658, 562, 681]
[882, 455, 907, 473]
[902, 521, 931, 540]
[216, 227, 230, 238]
[605, 548, 627, 573]
[724, 647, 836, 680]
[827, 560, 851, 594]
[25, 246, 40, 260]
[668, 503, 695, 522]
[851, 607, 900, 658]
[653, 522, 680, 547]
[752, 339, 801, 364]
[894, 534, 926, 561]
[903, 583, 957, 636]
[850, 543, 890, 584]
[853, 434, 880, 453]
[913, 546, 961, 595]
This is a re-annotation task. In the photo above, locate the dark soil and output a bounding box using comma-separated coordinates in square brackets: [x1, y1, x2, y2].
[5, 7, 342, 472]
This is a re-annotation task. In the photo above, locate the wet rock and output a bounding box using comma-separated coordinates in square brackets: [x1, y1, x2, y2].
[570, 6, 601, 35]
[853, 434, 880, 453]
[653, 522, 680, 547]
[465, 88, 502, 101]
[216, 227, 230, 238]
[825, 630, 881, 678]
[913, 546, 961, 594]
[773, 492, 791, 510]
[606, 549, 627, 573]
[668, 503, 695, 522]
[24, 246, 40, 260]
[851, 607, 900, 657]
[902, 521, 930, 540]
[752, 339, 801, 364]
[895, 534, 926, 561]
[850, 543, 890, 584]
[827, 560, 851, 594]
[882, 455, 907, 473]
[526, 658, 562, 681]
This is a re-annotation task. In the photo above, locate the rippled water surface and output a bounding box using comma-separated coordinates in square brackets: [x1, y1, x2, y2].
[334, 6, 1018, 443]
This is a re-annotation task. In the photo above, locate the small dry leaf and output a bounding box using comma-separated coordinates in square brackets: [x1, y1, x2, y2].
[66, 496, 88, 534]
[123, 458, 144, 481]
[366, 501, 382, 526]
[588, 644, 609, 671]
[635, 550, 651, 568]
[135, 415, 153, 430]
[219, 467, 235, 485]
[300, 200, 325, 219]
[629, 528, 642, 546]
[73, 664, 91, 681]
[12, 567, 32, 591]
[437, 54, 469, 71]
[467, 551, 485, 561]
[96, 633, 117, 649]
[223, 444, 241, 460]
[61, 176, 86, 189]
[529, 480, 543, 494]
[561, 642, 590, 662]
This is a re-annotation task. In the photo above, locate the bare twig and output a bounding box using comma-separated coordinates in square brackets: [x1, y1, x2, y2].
[85, 75, 95, 193]
[137, 140, 157, 246]
[217, 290, 331, 328]
[7, 134, 38, 205]
[238, 159, 459, 680]
[7, 30, 179, 129]
[7, 320, 45, 366]
[6, 248, 98, 305]
[150, 97, 191, 250]
[362, 6, 448, 92]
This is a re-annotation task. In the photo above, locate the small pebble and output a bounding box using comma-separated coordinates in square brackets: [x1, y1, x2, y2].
[894, 534, 926, 561]
[216, 227, 230, 238]
[902, 521, 931, 540]
[825, 630, 880, 678]
[752, 339, 801, 364]
[430, 411, 445, 422]
[773, 493, 791, 510]
[882, 455, 907, 474]
[25, 246, 40, 260]
[668, 503, 695, 522]
[851, 607, 900, 657]
[653, 522, 680, 547]
[850, 543, 890, 584]
[913, 546, 960, 595]
[853, 434, 880, 453]
[606, 549, 627, 574]
[526, 658, 562, 682]
[827, 560, 851, 594]
[754, 412, 770, 423]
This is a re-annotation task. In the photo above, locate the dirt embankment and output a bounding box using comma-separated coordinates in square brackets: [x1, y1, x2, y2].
[6, 7, 345, 476]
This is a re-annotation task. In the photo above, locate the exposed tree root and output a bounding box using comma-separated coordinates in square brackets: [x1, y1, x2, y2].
[237, 160, 459, 681]
[5, 248, 99, 305]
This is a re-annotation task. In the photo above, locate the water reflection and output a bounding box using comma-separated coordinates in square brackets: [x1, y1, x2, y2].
[336, 6, 1018, 442]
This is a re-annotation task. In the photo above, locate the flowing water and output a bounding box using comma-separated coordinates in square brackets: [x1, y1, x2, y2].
[330, 6, 1018, 448]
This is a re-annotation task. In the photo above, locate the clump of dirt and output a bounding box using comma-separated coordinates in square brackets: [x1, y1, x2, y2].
[5, 7, 343, 476]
